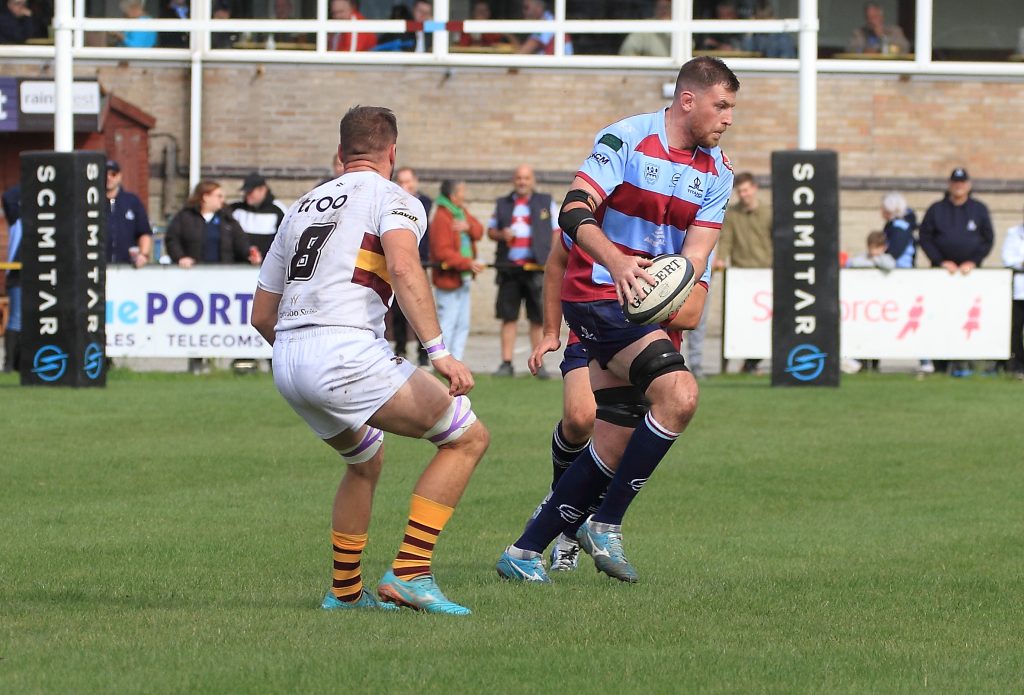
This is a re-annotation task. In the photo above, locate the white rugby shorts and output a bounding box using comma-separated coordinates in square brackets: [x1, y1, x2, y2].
[272, 326, 417, 439]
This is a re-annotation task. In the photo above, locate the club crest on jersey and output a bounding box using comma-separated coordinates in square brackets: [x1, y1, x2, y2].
[644, 162, 660, 185]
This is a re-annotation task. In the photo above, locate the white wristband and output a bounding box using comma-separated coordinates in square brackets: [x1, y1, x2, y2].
[423, 336, 450, 361]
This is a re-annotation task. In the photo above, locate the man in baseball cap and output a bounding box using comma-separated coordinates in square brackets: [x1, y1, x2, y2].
[105, 158, 153, 268]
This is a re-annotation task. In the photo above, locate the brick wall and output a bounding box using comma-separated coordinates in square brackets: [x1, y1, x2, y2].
[3, 62, 1022, 343]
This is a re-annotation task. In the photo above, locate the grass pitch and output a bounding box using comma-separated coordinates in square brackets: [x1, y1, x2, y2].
[1, 369, 1023, 693]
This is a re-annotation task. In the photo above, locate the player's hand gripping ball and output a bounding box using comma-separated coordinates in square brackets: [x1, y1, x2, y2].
[621, 254, 697, 325]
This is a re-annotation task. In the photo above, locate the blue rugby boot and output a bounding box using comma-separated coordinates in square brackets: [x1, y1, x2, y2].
[376, 570, 472, 615]
[496, 545, 551, 583]
[575, 519, 639, 583]
[321, 588, 399, 611]
[548, 533, 580, 572]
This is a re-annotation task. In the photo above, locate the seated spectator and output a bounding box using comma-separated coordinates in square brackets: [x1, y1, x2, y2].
[429, 179, 485, 361]
[619, 0, 670, 57]
[374, 3, 414, 52]
[0, 0, 34, 44]
[697, 1, 740, 52]
[880, 191, 917, 268]
[1001, 206, 1024, 378]
[158, 0, 189, 48]
[165, 180, 254, 269]
[411, 0, 432, 52]
[518, 0, 571, 55]
[457, 0, 507, 49]
[847, 2, 909, 55]
[115, 0, 157, 48]
[740, 3, 796, 58]
[329, 0, 376, 52]
[211, 1, 239, 49]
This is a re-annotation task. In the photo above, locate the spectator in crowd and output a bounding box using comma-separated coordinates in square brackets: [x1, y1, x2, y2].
[697, 1, 740, 52]
[430, 179, 485, 361]
[456, 0, 507, 49]
[158, 0, 188, 48]
[329, 0, 376, 51]
[2, 183, 19, 226]
[211, 1, 239, 49]
[391, 166, 432, 366]
[3, 217, 21, 372]
[619, 0, 670, 57]
[114, 0, 157, 48]
[713, 171, 772, 374]
[165, 180, 253, 268]
[848, 230, 896, 271]
[374, 3, 414, 52]
[27, 0, 51, 40]
[880, 191, 932, 374]
[846, 230, 895, 373]
[880, 191, 916, 268]
[229, 173, 287, 262]
[919, 167, 993, 376]
[318, 152, 345, 185]
[0, 0, 34, 44]
[919, 169, 993, 275]
[411, 0, 432, 52]
[1001, 205, 1024, 379]
[847, 1, 909, 55]
[487, 164, 555, 378]
[105, 159, 153, 268]
[166, 180, 254, 374]
[740, 3, 796, 58]
[518, 0, 571, 55]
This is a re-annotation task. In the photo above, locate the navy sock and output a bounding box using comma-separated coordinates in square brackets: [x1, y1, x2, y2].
[551, 421, 588, 489]
[515, 443, 613, 553]
[591, 412, 679, 526]
[564, 490, 607, 538]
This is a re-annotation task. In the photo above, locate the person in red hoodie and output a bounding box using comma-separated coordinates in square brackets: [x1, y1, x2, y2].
[328, 0, 376, 51]
[430, 180, 485, 361]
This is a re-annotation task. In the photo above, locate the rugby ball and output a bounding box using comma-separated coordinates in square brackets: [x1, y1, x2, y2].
[621, 254, 696, 325]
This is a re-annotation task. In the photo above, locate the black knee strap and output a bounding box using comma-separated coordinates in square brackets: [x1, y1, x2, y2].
[629, 339, 688, 392]
[594, 386, 650, 428]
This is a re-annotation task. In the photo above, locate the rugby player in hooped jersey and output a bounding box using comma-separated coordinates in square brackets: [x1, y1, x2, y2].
[497, 57, 738, 583]
[251, 106, 489, 615]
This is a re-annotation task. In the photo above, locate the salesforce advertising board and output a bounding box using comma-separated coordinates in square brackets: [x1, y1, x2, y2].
[106, 267, 270, 358]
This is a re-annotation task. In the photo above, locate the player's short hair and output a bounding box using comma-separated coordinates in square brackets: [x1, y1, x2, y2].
[187, 180, 221, 209]
[674, 56, 740, 96]
[338, 106, 398, 163]
[733, 171, 756, 188]
[866, 230, 887, 247]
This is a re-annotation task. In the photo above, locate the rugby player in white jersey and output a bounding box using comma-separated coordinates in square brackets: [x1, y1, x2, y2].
[251, 106, 489, 615]
[497, 57, 738, 583]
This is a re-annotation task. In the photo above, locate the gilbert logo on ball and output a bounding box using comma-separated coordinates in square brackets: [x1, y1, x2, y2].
[622, 254, 696, 325]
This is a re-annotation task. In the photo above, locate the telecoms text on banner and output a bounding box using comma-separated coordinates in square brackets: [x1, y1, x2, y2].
[106, 267, 271, 358]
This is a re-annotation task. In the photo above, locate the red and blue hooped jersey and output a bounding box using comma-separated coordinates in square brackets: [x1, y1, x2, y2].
[564, 109, 732, 302]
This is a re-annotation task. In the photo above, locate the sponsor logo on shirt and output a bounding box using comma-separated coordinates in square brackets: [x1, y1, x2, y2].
[389, 209, 419, 223]
[644, 162, 660, 185]
[588, 152, 610, 166]
[687, 176, 703, 198]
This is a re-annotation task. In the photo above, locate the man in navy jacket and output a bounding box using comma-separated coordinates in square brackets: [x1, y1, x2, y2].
[919, 168, 993, 274]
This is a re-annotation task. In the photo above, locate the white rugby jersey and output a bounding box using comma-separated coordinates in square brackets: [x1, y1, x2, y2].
[257, 171, 427, 338]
